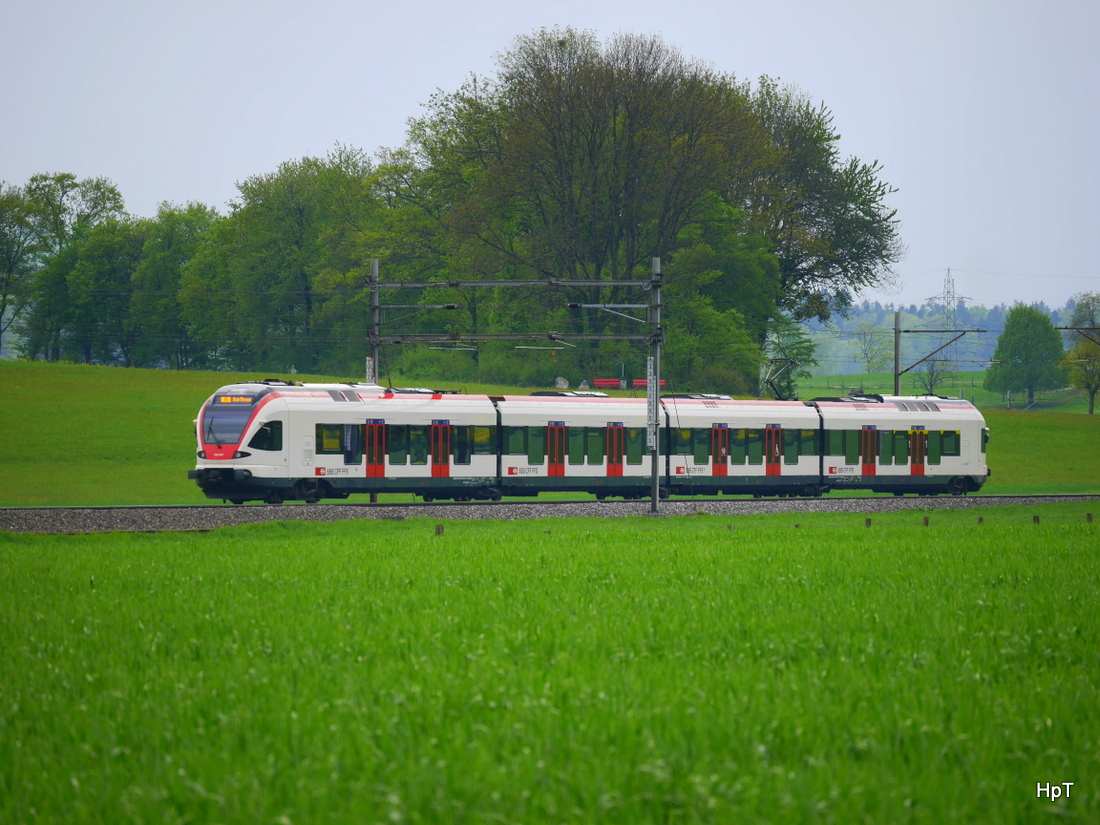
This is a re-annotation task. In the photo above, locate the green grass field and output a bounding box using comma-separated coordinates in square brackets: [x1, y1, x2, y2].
[0, 360, 1097, 506]
[2, 504, 1097, 823]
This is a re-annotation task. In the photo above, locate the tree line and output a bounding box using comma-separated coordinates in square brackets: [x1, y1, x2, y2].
[6, 28, 914, 392]
[803, 295, 1100, 412]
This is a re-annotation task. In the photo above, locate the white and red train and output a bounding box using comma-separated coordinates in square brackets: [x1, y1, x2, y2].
[189, 380, 990, 503]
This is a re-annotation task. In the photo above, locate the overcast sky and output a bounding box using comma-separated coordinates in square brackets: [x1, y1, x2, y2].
[4, 0, 1097, 311]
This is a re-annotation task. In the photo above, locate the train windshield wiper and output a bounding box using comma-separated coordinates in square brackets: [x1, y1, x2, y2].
[204, 414, 222, 446]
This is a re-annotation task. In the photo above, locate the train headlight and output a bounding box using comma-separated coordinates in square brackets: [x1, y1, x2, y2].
[232, 451, 252, 459]
[197, 450, 206, 459]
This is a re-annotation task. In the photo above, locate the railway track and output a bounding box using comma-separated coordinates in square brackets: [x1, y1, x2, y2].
[1, 494, 1097, 534]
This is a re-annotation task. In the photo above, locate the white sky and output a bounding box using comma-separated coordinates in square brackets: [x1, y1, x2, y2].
[3, 0, 1098, 310]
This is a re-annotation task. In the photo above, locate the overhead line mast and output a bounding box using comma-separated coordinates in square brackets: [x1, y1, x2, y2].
[363, 257, 666, 513]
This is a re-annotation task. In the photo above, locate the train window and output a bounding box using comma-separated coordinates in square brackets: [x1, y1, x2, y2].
[668, 428, 692, 456]
[782, 429, 800, 464]
[316, 424, 343, 455]
[409, 425, 429, 465]
[893, 430, 909, 463]
[730, 430, 747, 464]
[528, 427, 546, 465]
[626, 428, 646, 464]
[927, 431, 942, 465]
[746, 429, 763, 465]
[472, 426, 496, 455]
[202, 404, 252, 446]
[825, 430, 843, 456]
[504, 426, 527, 455]
[800, 433, 818, 459]
[388, 425, 408, 465]
[693, 429, 710, 465]
[343, 424, 364, 465]
[586, 428, 605, 464]
[568, 427, 585, 464]
[248, 420, 283, 451]
[942, 430, 961, 456]
[844, 431, 860, 465]
[453, 426, 472, 465]
[879, 429, 894, 465]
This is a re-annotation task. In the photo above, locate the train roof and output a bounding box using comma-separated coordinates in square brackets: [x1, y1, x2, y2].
[205, 383, 982, 424]
[807, 393, 981, 413]
[205, 382, 489, 414]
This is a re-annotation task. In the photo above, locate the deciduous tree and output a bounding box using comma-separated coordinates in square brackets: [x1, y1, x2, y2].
[415, 29, 769, 286]
[0, 182, 41, 353]
[913, 358, 951, 396]
[1063, 339, 1100, 414]
[179, 147, 370, 371]
[380, 29, 902, 388]
[852, 320, 892, 373]
[63, 218, 147, 364]
[130, 203, 221, 369]
[16, 173, 125, 360]
[747, 78, 905, 322]
[984, 305, 1066, 405]
[762, 313, 818, 399]
[1064, 291, 1100, 344]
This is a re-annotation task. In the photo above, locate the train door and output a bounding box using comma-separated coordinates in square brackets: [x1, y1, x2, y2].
[765, 425, 782, 476]
[431, 420, 450, 478]
[860, 426, 878, 477]
[606, 424, 625, 478]
[711, 425, 729, 477]
[365, 421, 385, 478]
[547, 423, 566, 477]
[909, 428, 927, 477]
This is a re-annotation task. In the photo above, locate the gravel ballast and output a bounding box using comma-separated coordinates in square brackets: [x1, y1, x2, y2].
[1, 496, 1095, 534]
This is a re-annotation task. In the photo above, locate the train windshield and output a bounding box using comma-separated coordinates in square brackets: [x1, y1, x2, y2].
[202, 391, 260, 445]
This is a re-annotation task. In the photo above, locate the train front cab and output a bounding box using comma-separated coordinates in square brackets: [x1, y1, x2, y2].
[190, 383, 300, 503]
[191, 385, 505, 503]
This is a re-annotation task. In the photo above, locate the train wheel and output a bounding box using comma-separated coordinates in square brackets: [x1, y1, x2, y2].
[295, 480, 321, 504]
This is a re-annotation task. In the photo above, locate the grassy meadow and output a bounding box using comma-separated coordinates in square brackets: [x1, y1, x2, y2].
[0, 360, 1097, 506]
[3, 504, 1099, 823]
